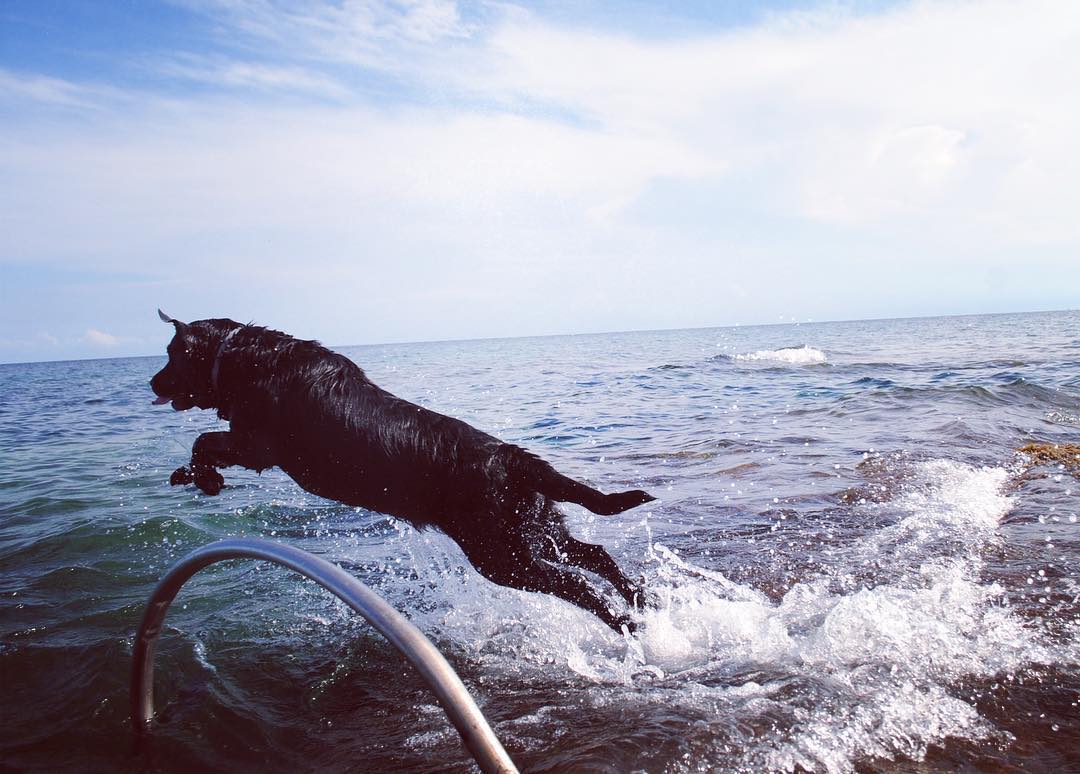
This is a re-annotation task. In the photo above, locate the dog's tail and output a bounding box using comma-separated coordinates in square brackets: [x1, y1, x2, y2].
[508, 447, 656, 515]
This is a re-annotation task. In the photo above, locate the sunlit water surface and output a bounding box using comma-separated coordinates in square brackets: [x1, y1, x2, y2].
[1, 311, 1078, 771]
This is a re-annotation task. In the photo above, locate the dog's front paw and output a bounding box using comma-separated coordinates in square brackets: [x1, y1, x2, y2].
[169, 466, 194, 486]
[193, 467, 225, 496]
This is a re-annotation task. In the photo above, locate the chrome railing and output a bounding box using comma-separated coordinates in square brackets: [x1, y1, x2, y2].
[131, 537, 518, 773]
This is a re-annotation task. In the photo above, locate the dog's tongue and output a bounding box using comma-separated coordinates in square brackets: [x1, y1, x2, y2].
[152, 396, 170, 405]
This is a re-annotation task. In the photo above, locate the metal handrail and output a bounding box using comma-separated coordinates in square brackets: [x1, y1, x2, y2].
[131, 537, 518, 773]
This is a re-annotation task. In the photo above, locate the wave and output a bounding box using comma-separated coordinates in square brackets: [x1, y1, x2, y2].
[314, 458, 1056, 772]
[731, 345, 827, 365]
[652, 344, 828, 372]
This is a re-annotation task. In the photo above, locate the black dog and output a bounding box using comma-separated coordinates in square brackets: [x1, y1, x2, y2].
[150, 311, 655, 631]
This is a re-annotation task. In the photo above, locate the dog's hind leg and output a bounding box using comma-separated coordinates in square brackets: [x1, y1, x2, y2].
[558, 537, 646, 608]
[455, 533, 634, 633]
[516, 560, 635, 632]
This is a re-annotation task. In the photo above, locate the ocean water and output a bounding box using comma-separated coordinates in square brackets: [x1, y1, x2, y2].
[1, 310, 1078, 772]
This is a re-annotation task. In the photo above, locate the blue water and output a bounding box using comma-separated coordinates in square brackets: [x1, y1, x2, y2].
[1, 311, 1078, 772]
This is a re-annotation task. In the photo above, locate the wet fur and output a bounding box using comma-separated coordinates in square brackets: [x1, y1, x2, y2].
[151, 317, 655, 631]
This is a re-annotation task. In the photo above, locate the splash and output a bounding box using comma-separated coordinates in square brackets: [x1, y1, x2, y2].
[349, 458, 1051, 772]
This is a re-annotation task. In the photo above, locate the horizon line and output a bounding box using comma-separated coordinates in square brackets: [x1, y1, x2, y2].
[2, 306, 1074, 368]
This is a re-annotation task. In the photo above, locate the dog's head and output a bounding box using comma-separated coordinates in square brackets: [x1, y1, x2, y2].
[151, 310, 241, 411]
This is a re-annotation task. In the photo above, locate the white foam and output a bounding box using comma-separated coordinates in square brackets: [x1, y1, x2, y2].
[734, 345, 827, 365]
[894, 459, 1013, 531]
[860, 459, 1012, 562]
[325, 459, 1049, 771]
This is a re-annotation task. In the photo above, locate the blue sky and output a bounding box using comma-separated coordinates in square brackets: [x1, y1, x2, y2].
[1, 0, 1077, 363]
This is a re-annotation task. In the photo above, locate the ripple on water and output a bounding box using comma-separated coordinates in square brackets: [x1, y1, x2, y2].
[2, 311, 1078, 772]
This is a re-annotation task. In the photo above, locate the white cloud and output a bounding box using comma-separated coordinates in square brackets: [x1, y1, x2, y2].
[159, 56, 353, 99]
[462, 0, 1080, 243]
[0, 70, 98, 108]
[83, 329, 122, 347]
[182, 0, 475, 69]
[2, 0, 1078, 361]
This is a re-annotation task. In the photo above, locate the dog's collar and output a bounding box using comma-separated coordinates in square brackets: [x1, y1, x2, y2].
[210, 327, 240, 393]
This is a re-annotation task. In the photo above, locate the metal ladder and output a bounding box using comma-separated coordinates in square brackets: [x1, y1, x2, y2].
[131, 537, 518, 773]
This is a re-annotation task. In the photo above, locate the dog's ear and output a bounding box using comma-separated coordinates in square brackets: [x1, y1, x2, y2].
[158, 309, 189, 334]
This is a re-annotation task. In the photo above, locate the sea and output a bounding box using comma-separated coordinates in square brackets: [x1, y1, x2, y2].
[1, 310, 1077, 772]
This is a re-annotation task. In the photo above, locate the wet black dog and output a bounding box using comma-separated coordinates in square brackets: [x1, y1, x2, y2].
[150, 311, 655, 631]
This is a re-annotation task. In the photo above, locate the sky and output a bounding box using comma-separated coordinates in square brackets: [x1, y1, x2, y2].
[1, 0, 1078, 363]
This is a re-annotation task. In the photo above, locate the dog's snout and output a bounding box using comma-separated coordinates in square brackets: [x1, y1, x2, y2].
[150, 365, 175, 396]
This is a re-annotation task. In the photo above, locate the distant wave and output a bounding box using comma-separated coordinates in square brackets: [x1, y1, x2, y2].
[732, 345, 827, 365]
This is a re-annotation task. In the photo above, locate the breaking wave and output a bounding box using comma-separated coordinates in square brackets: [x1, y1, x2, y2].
[731, 345, 827, 365]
